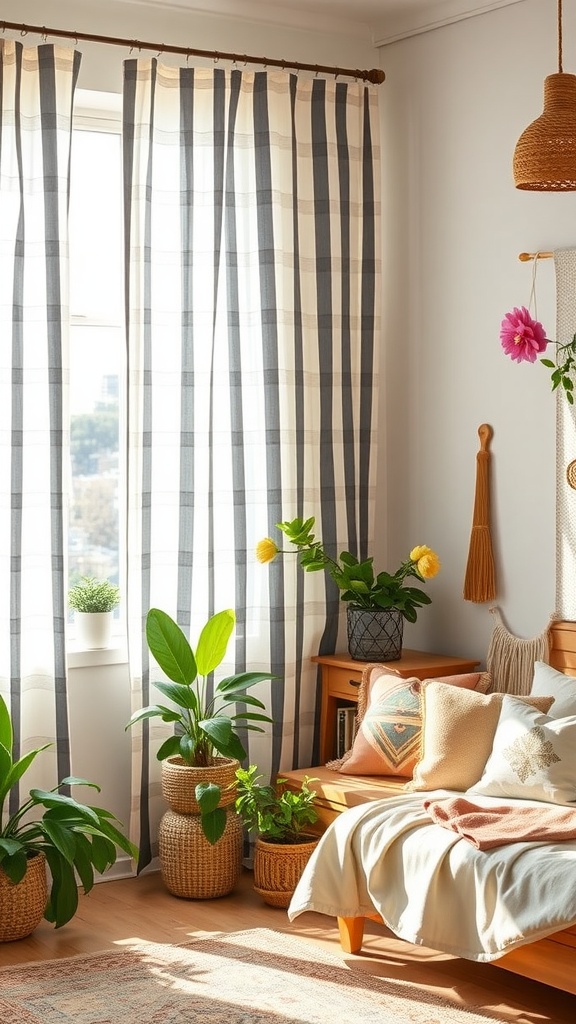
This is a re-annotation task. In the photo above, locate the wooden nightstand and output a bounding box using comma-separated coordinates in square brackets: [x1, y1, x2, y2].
[313, 650, 481, 763]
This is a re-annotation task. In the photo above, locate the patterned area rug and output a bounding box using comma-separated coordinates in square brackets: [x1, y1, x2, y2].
[0, 927, 503, 1023]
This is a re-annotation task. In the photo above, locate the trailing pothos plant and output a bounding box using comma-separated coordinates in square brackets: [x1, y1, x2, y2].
[126, 608, 275, 844]
[0, 693, 137, 929]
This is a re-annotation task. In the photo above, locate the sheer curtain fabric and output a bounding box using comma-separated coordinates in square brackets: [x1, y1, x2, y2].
[0, 41, 80, 805]
[123, 62, 380, 866]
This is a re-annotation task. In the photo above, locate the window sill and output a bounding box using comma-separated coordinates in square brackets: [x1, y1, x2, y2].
[67, 642, 128, 670]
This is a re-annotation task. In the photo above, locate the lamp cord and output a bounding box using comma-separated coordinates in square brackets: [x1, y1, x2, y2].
[558, 0, 563, 73]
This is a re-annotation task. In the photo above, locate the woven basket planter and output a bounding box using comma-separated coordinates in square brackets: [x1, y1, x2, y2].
[0, 852, 47, 942]
[159, 756, 242, 899]
[159, 807, 243, 899]
[161, 756, 239, 814]
[253, 836, 319, 908]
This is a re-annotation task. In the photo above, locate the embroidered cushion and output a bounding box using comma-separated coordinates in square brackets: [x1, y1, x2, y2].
[530, 660, 576, 718]
[407, 684, 554, 793]
[333, 665, 490, 778]
[470, 695, 576, 804]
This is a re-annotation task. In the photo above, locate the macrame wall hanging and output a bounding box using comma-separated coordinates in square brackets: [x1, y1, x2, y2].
[486, 607, 557, 696]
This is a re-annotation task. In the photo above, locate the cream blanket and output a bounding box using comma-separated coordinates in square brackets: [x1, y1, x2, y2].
[288, 790, 576, 962]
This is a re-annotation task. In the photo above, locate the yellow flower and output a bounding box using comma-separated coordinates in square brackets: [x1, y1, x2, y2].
[412, 547, 441, 579]
[256, 538, 279, 564]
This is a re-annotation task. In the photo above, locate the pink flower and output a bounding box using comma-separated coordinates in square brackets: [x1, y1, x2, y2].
[500, 306, 548, 363]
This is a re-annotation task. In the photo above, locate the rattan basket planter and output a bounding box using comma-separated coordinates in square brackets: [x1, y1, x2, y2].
[0, 852, 47, 942]
[253, 835, 319, 908]
[159, 755, 242, 899]
[161, 755, 240, 814]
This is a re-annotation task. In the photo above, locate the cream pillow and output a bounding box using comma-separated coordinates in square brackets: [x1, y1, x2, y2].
[530, 660, 576, 719]
[471, 695, 576, 804]
[406, 683, 554, 793]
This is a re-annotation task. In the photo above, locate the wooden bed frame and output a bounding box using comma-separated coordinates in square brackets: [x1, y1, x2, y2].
[336, 620, 576, 996]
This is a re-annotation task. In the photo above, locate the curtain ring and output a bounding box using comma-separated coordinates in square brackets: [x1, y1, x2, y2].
[41, 28, 48, 43]
[20, 28, 28, 37]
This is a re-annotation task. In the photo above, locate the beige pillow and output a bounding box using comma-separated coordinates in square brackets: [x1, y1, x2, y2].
[331, 665, 490, 778]
[406, 682, 555, 792]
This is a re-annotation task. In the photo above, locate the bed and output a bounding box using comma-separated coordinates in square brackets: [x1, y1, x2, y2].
[288, 620, 576, 996]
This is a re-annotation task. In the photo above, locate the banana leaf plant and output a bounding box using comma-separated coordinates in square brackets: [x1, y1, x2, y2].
[126, 607, 275, 844]
[0, 693, 138, 929]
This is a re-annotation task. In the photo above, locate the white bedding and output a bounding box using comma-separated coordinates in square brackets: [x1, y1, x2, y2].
[287, 790, 576, 962]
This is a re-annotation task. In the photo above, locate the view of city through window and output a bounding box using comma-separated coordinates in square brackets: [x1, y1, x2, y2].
[68, 123, 123, 604]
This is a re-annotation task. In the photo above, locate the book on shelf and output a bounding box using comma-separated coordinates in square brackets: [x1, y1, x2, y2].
[336, 705, 356, 758]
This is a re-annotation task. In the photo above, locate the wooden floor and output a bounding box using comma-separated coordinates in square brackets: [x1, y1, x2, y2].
[1, 869, 575, 1023]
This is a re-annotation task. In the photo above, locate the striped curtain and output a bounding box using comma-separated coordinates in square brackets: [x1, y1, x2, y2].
[0, 41, 81, 803]
[123, 62, 380, 865]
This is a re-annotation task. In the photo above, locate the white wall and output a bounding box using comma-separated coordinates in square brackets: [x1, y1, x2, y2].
[377, 0, 567, 664]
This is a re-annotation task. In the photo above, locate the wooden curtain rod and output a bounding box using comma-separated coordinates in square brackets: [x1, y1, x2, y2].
[0, 19, 385, 85]
[518, 251, 553, 261]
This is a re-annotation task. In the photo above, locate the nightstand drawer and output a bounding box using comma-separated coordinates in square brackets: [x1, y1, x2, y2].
[326, 667, 362, 699]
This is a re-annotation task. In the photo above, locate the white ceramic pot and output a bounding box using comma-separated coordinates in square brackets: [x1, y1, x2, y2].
[74, 610, 113, 649]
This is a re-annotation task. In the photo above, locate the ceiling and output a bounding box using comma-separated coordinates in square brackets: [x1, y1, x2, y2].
[118, 0, 527, 44]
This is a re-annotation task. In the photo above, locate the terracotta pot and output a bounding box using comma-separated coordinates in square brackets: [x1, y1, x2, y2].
[0, 852, 47, 942]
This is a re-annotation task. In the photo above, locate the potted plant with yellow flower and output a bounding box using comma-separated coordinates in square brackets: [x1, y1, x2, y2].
[257, 516, 440, 661]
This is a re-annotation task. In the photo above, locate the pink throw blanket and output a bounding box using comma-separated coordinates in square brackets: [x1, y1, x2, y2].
[424, 796, 576, 850]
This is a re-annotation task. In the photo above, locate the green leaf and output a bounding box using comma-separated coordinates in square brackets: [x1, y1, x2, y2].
[195, 781, 221, 814]
[0, 695, 12, 753]
[563, 376, 574, 390]
[152, 680, 199, 712]
[0, 744, 51, 812]
[216, 671, 275, 694]
[126, 705, 181, 729]
[0, 844, 28, 882]
[178, 734, 196, 763]
[43, 848, 78, 928]
[41, 819, 77, 863]
[146, 608, 197, 685]
[200, 807, 226, 845]
[28, 790, 101, 827]
[199, 718, 232, 747]
[541, 358, 556, 368]
[156, 734, 182, 761]
[72, 833, 96, 892]
[195, 610, 235, 676]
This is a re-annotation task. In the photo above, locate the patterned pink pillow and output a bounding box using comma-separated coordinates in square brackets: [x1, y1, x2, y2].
[331, 664, 490, 778]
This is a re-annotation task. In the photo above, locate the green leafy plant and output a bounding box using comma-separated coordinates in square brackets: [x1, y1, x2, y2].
[234, 765, 318, 843]
[126, 608, 275, 844]
[0, 694, 137, 929]
[257, 516, 441, 623]
[68, 576, 120, 613]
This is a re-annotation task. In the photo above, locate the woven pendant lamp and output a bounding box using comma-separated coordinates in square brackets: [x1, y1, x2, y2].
[513, 0, 576, 190]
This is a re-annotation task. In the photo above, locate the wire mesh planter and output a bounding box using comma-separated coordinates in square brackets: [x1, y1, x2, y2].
[346, 606, 404, 661]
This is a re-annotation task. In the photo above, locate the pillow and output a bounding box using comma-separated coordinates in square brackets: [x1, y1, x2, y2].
[406, 683, 555, 793]
[332, 665, 488, 778]
[531, 660, 576, 718]
[470, 694, 576, 804]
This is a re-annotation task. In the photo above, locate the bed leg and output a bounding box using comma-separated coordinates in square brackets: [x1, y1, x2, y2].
[337, 915, 365, 954]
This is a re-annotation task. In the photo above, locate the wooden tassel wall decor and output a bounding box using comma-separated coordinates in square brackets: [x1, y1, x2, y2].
[463, 423, 497, 602]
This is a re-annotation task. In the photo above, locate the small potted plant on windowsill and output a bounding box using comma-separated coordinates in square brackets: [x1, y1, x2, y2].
[68, 576, 120, 649]
[233, 764, 319, 908]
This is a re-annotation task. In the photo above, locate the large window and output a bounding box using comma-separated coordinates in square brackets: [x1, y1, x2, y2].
[68, 100, 124, 622]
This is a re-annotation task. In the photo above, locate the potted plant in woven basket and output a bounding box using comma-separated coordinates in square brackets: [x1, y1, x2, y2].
[233, 764, 319, 908]
[126, 608, 275, 899]
[257, 517, 441, 662]
[0, 694, 137, 942]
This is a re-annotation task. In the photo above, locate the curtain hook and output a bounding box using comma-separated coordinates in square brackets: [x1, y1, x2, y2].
[214, 54, 219, 64]
[20, 28, 28, 37]
[41, 28, 48, 43]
